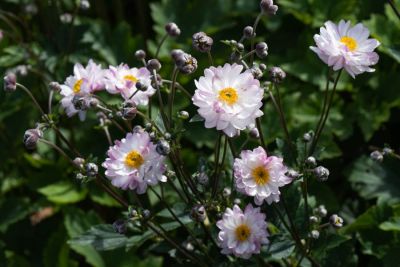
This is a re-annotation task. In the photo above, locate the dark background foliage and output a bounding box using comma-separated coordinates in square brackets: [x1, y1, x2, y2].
[1, 0, 400, 266]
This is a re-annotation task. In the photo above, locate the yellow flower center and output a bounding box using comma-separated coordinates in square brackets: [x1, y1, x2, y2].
[219, 87, 238, 105]
[124, 150, 144, 168]
[73, 79, 84, 94]
[235, 224, 251, 242]
[124, 75, 138, 83]
[252, 166, 270, 186]
[340, 36, 357, 52]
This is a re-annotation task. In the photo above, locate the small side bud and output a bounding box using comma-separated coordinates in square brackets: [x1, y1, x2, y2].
[73, 157, 85, 169]
[222, 187, 231, 198]
[165, 22, 181, 37]
[112, 219, 127, 234]
[146, 59, 162, 72]
[4, 72, 17, 92]
[249, 127, 260, 139]
[309, 216, 319, 224]
[305, 156, 317, 167]
[85, 162, 98, 177]
[156, 139, 171, 156]
[313, 166, 329, 181]
[315, 205, 328, 217]
[260, 0, 278, 15]
[192, 32, 213, 53]
[370, 150, 383, 162]
[255, 42, 268, 58]
[178, 110, 189, 120]
[190, 204, 206, 222]
[269, 66, 286, 83]
[309, 230, 320, 239]
[49, 81, 61, 92]
[23, 128, 43, 150]
[121, 101, 137, 120]
[303, 131, 313, 142]
[329, 214, 344, 228]
[134, 49, 146, 61]
[243, 26, 255, 39]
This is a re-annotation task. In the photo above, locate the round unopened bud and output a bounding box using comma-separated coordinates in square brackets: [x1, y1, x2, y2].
[190, 204, 206, 222]
[142, 209, 151, 219]
[73, 157, 85, 169]
[146, 59, 161, 72]
[249, 127, 260, 139]
[255, 42, 268, 58]
[85, 162, 98, 177]
[309, 216, 319, 224]
[182, 241, 194, 251]
[236, 43, 244, 52]
[134, 49, 146, 61]
[383, 147, 393, 156]
[132, 125, 143, 134]
[259, 63, 267, 71]
[174, 52, 198, 74]
[243, 26, 255, 39]
[149, 132, 157, 142]
[315, 205, 328, 217]
[309, 230, 320, 239]
[192, 32, 213, 53]
[303, 131, 313, 142]
[233, 198, 241, 205]
[306, 156, 317, 167]
[250, 66, 263, 79]
[156, 139, 171, 156]
[178, 110, 189, 120]
[4, 72, 17, 92]
[80, 0, 90, 10]
[130, 209, 138, 218]
[144, 122, 153, 131]
[164, 132, 171, 141]
[286, 169, 300, 179]
[171, 49, 185, 60]
[76, 173, 85, 180]
[23, 128, 43, 150]
[165, 22, 181, 37]
[49, 81, 61, 92]
[260, 0, 278, 15]
[314, 166, 329, 181]
[269, 67, 286, 83]
[89, 98, 99, 108]
[370, 151, 383, 162]
[196, 172, 209, 185]
[330, 214, 344, 228]
[121, 101, 137, 120]
[60, 13, 72, 23]
[135, 81, 147, 91]
[112, 219, 127, 234]
[222, 187, 231, 198]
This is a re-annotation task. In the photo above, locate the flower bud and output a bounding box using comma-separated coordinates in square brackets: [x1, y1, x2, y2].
[134, 49, 146, 61]
[171, 49, 185, 60]
[229, 51, 241, 62]
[313, 166, 329, 181]
[329, 214, 344, 228]
[309, 230, 320, 239]
[370, 150, 383, 162]
[112, 219, 127, 234]
[76, 173, 85, 180]
[146, 59, 161, 72]
[255, 42, 268, 58]
[250, 66, 263, 79]
[196, 172, 209, 185]
[80, 0, 90, 10]
[260, 0, 278, 15]
[286, 169, 300, 179]
[192, 32, 213, 53]
[259, 63, 267, 71]
[178, 110, 190, 120]
[142, 209, 151, 219]
[182, 241, 194, 251]
[236, 43, 244, 52]
[156, 139, 171, 156]
[222, 187, 231, 198]
[315, 205, 328, 217]
[73, 157, 85, 169]
[309, 216, 319, 224]
[49, 81, 61, 92]
[303, 131, 313, 142]
[4, 72, 17, 92]
[23, 129, 43, 150]
[306, 156, 317, 167]
[383, 147, 393, 156]
[85, 162, 98, 177]
[243, 26, 255, 39]
[174, 52, 198, 74]
[190, 204, 206, 222]
[121, 101, 137, 120]
[144, 122, 153, 131]
[269, 66, 286, 83]
[132, 125, 143, 134]
[234, 198, 241, 205]
[149, 132, 157, 142]
[165, 22, 181, 37]
[164, 132, 171, 141]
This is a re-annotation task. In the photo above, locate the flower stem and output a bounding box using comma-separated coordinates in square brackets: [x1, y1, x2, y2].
[212, 135, 228, 197]
[168, 68, 179, 128]
[155, 33, 168, 59]
[256, 117, 267, 152]
[16, 83, 45, 115]
[207, 51, 214, 65]
[388, 0, 400, 20]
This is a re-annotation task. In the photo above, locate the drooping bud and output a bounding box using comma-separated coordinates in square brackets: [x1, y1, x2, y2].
[260, 0, 278, 15]
[259, 63, 267, 71]
[121, 101, 137, 120]
[4, 72, 17, 92]
[192, 32, 213, 53]
[329, 214, 344, 228]
[190, 204, 206, 222]
[370, 150, 383, 162]
[313, 166, 329, 181]
[174, 52, 198, 74]
[165, 22, 181, 37]
[255, 42, 268, 58]
[171, 49, 185, 61]
[156, 139, 171, 156]
[142, 209, 151, 219]
[85, 162, 98, 177]
[134, 50, 146, 61]
[269, 66, 286, 83]
[243, 26, 255, 39]
[146, 59, 162, 72]
[23, 128, 43, 150]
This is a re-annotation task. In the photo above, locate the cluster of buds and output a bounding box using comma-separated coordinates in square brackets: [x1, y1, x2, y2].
[165, 22, 181, 37]
[171, 49, 198, 75]
[260, 0, 278, 15]
[313, 165, 330, 182]
[255, 42, 268, 58]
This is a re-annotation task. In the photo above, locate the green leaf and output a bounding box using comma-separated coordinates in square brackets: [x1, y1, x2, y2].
[379, 218, 400, 232]
[37, 181, 88, 204]
[0, 197, 35, 233]
[265, 234, 295, 260]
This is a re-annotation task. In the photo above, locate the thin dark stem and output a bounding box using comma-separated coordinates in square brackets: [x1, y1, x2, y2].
[51, 126, 82, 157]
[309, 70, 343, 155]
[388, 0, 400, 20]
[239, 49, 256, 61]
[95, 176, 129, 208]
[256, 117, 267, 152]
[250, 13, 263, 65]
[207, 51, 214, 65]
[162, 80, 192, 99]
[155, 33, 168, 58]
[17, 83, 45, 115]
[152, 70, 170, 129]
[168, 68, 179, 128]
[39, 139, 72, 162]
[103, 126, 112, 145]
[48, 90, 54, 114]
[212, 133, 222, 197]
[213, 135, 228, 197]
